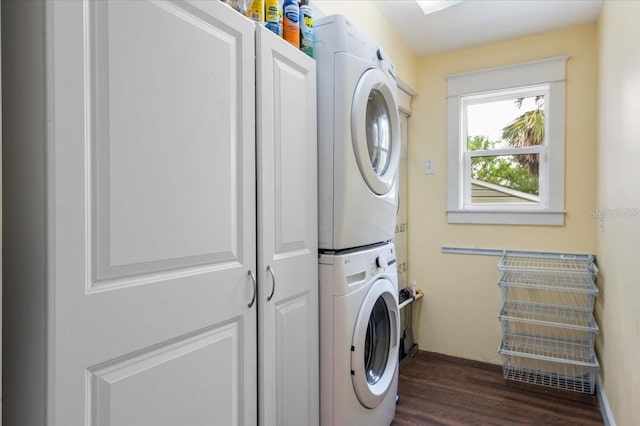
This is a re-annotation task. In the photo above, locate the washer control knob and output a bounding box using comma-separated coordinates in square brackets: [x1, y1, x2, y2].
[375, 254, 386, 269]
[376, 48, 383, 61]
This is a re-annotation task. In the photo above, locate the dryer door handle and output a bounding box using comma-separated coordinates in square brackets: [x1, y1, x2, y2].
[390, 309, 399, 348]
[266, 265, 276, 301]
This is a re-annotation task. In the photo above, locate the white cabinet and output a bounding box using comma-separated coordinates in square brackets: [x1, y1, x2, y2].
[256, 26, 318, 426]
[2, 2, 317, 425]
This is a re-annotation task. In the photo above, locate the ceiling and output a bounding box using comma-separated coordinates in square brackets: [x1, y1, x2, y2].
[371, 0, 603, 56]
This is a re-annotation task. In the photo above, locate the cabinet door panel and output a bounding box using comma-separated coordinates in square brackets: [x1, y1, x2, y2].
[257, 26, 318, 426]
[275, 295, 314, 425]
[50, 1, 257, 424]
[90, 0, 242, 283]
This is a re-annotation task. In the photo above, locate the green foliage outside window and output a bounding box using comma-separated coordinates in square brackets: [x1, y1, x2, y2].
[468, 136, 539, 195]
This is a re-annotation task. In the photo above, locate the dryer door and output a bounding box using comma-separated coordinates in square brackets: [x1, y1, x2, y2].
[351, 68, 401, 196]
[351, 277, 399, 409]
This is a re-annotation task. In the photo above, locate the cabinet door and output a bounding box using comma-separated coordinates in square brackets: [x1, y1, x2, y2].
[256, 26, 319, 426]
[50, 1, 257, 424]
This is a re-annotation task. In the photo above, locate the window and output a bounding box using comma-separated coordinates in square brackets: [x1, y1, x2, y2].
[464, 89, 545, 207]
[447, 56, 568, 225]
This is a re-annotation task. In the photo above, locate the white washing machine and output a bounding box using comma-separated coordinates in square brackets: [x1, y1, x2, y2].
[319, 243, 400, 426]
[314, 15, 401, 251]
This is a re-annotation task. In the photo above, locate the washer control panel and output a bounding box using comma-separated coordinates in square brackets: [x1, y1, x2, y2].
[320, 243, 398, 296]
[368, 244, 396, 276]
[374, 46, 397, 83]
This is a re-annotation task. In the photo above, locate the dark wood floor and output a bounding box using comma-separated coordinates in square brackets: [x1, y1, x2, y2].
[392, 351, 603, 426]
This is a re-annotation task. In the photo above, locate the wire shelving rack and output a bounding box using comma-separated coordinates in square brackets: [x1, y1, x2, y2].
[497, 253, 600, 394]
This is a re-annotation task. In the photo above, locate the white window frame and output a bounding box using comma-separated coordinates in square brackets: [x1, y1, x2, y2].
[446, 56, 568, 225]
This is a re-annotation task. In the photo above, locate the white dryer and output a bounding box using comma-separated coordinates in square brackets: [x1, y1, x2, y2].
[319, 243, 400, 426]
[314, 15, 401, 251]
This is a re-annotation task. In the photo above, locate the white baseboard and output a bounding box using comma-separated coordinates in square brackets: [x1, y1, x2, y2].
[597, 375, 615, 426]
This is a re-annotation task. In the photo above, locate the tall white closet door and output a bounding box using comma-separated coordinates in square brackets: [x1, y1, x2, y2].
[256, 26, 319, 426]
[50, 1, 257, 424]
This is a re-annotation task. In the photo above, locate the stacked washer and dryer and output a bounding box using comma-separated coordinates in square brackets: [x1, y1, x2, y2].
[314, 15, 402, 426]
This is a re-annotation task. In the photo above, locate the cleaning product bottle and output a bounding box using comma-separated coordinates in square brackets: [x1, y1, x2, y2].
[282, 0, 300, 48]
[246, 0, 264, 23]
[298, 0, 313, 57]
[278, 0, 284, 38]
[265, 0, 280, 35]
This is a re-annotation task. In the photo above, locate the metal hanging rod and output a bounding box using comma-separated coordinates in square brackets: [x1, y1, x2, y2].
[440, 246, 595, 261]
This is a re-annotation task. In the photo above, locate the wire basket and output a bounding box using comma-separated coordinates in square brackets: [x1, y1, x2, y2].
[499, 301, 599, 331]
[499, 270, 598, 310]
[498, 255, 595, 275]
[499, 301, 599, 345]
[501, 354, 598, 394]
[499, 270, 598, 294]
[501, 286, 596, 311]
[499, 334, 599, 394]
[500, 333, 597, 365]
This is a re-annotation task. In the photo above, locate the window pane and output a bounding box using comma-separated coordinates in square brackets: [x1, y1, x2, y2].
[467, 95, 545, 151]
[470, 154, 539, 204]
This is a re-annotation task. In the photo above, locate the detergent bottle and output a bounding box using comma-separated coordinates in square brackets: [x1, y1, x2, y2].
[265, 0, 280, 35]
[299, 0, 313, 57]
[282, 0, 300, 48]
[246, 0, 264, 23]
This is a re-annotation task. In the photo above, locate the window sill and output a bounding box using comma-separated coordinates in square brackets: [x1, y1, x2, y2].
[447, 210, 565, 225]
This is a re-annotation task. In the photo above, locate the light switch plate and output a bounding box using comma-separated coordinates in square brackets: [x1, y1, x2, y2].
[425, 160, 434, 175]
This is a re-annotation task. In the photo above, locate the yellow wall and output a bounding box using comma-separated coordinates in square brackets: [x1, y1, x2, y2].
[596, 2, 640, 424]
[313, 0, 418, 89]
[408, 25, 599, 363]
[309, 2, 638, 420]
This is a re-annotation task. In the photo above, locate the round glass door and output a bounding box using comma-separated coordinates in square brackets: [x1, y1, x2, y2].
[364, 296, 391, 385]
[351, 278, 399, 408]
[366, 89, 392, 177]
[351, 68, 400, 196]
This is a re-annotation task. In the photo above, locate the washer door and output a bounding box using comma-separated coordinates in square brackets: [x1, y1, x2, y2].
[351, 278, 399, 409]
[351, 68, 401, 196]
